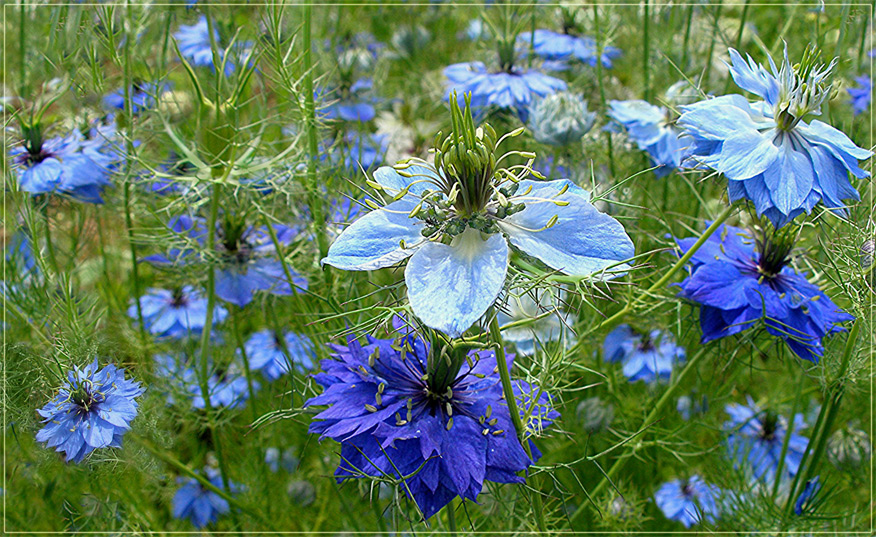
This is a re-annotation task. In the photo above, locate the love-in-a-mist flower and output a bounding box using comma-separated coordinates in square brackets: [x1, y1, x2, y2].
[517, 29, 622, 69]
[243, 329, 316, 380]
[608, 82, 698, 178]
[654, 475, 720, 528]
[305, 329, 558, 519]
[128, 286, 228, 339]
[679, 47, 872, 228]
[724, 396, 808, 484]
[103, 82, 170, 113]
[174, 16, 250, 76]
[318, 79, 377, 123]
[794, 476, 821, 515]
[36, 359, 144, 463]
[172, 468, 240, 528]
[674, 223, 853, 363]
[11, 127, 114, 204]
[603, 325, 686, 383]
[322, 95, 634, 337]
[529, 92, 596, 147]
[847, 75, 871, 115]
[144, 215, 307, 308]
[497, 287, 577, 355]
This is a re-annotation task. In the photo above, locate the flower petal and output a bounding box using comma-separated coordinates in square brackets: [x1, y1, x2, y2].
[499, 179, 634, 276]
[405, 228, 508, 337]
[322, 199, 423, 271]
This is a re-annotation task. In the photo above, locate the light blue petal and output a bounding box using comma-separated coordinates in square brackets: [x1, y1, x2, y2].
[499, 179, 634, 276]
[322, 199, 423, 270]
[727, 48, 780, 105]
[714, 132, 780, 180]
[373, 165, 441, 198]
[405, 228, 508, 337]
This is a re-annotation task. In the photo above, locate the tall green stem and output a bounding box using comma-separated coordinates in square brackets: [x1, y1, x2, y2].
[643, 0, 651, 102]
[593, 5, 616, 178]
[488, 315, 547, 533]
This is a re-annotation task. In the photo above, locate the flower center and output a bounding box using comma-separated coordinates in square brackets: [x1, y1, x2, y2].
[774, 45, 836, 131]
[755, 223, 797, 279]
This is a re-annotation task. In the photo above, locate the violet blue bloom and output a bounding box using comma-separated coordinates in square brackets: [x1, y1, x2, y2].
[243, 329, 316, 380]
[603, 324, 686, 383]
[654, 475, 720, 528]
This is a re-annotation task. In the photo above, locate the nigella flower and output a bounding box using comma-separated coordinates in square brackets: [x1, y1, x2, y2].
[243, 329, 316, 381]
[305, 332, 559, 519]
[654, 475, 720, 528]
[190, 368, 256, 410]
[128, 286, 228, 339]
[144, 216, 307, 308]
[678, 47, 872, 228]
[102, 81, 170, 113]
[328, 131, 388, 171]
[172, 468, 240, 528]
[674, 223, 853, 363]
[724, 397, 808, 484]
[36, 359, 144, 463]
[603, 324, 686, 383]
[322, 96, 634, 337]
[847, 75, 871, 115]
[10, 131, 113, 203]
[444, 61, 567, 122]
[497, 287, 577, 355]
[517, 29, 621, 69]
[318, 79, 377, 123]
[529, 92, 596, 147]
[174, 16, 251, 76]
[608, 82, 697, 178]
[794, 476, 821, 515]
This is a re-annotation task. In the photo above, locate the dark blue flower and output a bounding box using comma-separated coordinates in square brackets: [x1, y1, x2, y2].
[128, 286, 228, 339]
[102, 82, 170, 113]
[174, 16, 251, 76]
[679, 48, 872, 228]
[603, 325, 686, 383]
[794, 475, 821, 515]
[674, 223, 853, 362]
[517, 29, 621, 68]
[244, 329, 316, 381]
[36, 359, 144, 463]
[144, 216, 307, 308]
[305, 333, 559, 519]
[11, 132, 113, 203]
[608, 100, 688, 177]
[444, 61, 567, 121]
[172, 468, 240, 528]
[847, 75, 871, 115]
[724, 397, 808, 484]
[654, 475, 720, 528]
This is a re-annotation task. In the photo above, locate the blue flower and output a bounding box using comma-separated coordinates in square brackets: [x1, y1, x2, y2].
[154, 354, 256, 410]
[144, 216, 307, 308]
[5, 230, 39, 283]
[172, 468, 240, 528]
[319, 79, 377, 122]
[674, 223, 853, 363]
[847, 75, 871, 115]
[129, 286, 228, 339]
[174, 16, 250, 76]
[679, 48, 872, 228]
[305, 332, 558, 520]
[244, 329, 316, 381]
[444, 61, 567, 121]
[724, 397, 808, 484]
[322, 165, 634, 337]
[328, 131, 388, 171]
[794, 476, 821, 515]
[603, 325, 686, 383]
[102, 82, 170, 113]
[517, 29, 621, 68]
[36, 359, 144, 463]
[497, 288, 577, 355]
[608, 100, 688, 177]
[654, 475, 720, 528]
[11, 132, 114, 203]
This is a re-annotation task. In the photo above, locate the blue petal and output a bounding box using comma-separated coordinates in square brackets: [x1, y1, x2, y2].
[373, 165, 440, 198]
[405, 229, 508, 337]
[499, 179, 634, 276]
[322, 199, 423, 270]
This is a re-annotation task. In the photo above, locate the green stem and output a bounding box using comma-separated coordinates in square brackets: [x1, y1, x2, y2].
[681, 4, 694, 69]
[593, 5, 616, 178]
[231, 306, 259, 423]
[643, 0, 651, 102]
[772, 361, 804, 499]
[40, 199, 60, 279]
[445, 498, 458, 537]
[589, 204, 735, 336]
[488, 315, 547, 534]
[569, 347, 708, 525]
[783, 319, 860, 517]
[702, 1, 723, 85]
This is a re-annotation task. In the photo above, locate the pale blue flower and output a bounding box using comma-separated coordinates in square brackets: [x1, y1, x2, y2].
[655, 475, 720, 527]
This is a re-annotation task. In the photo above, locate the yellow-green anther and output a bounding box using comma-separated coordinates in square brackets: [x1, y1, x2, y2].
[365, 404, 378, 412]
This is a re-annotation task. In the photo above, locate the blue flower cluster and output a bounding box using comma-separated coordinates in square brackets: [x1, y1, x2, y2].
[36, 359, 144, 463]
[155, 354, 256, 410]
[129, 286, 228, 339]
[603, 325, 686, 383]
[306, 333, 558, 519]
[518, 29, 622, 69]
[243, 329, 316, 381]
[674, 223, 853, 362]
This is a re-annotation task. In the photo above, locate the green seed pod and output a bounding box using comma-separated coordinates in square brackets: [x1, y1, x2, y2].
[576, 396, 615, 434]
[827, 426, 871, 472]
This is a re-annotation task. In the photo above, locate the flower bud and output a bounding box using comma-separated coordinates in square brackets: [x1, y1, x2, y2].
[576, 396, 614, 434]
[827, 426, 871, 472]
[287, 479, 316, 506]
[529, 92, 596, 147]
